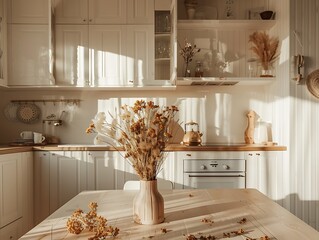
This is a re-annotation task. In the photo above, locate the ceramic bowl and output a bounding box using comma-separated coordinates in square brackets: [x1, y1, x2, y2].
[260, 11, 274, 20]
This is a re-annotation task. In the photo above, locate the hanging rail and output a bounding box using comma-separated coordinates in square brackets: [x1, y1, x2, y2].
[11, 99, 81, 104]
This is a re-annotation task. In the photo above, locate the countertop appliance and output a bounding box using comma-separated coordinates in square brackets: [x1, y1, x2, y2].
[183, 153, 246, 189]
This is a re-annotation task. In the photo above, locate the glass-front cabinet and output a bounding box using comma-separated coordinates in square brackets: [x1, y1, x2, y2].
[154, 0, 177, 86]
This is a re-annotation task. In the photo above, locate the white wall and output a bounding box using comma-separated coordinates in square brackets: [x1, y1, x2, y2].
[287, 0, 319, 230]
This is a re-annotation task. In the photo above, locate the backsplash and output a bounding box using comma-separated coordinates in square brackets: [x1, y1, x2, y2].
[0, 85, 271, 145]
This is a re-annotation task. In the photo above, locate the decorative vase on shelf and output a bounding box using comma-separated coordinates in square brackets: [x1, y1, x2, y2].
[184, 0, 198, 19]
[184, 62, 191, 77]
[260, 62, 274, 77]
[133, 180, 164, 225]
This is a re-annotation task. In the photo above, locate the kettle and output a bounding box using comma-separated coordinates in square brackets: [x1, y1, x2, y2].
[182, 121, 203, 146]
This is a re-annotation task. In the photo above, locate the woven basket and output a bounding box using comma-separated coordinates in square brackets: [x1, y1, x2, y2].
[306, 69, 319, 99]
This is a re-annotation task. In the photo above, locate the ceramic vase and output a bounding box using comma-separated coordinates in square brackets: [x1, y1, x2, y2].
[133, 180, 164, 225]
[184, 0, 198, 19]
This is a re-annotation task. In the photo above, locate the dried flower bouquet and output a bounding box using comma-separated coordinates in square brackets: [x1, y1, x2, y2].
[87, 100, 179, 181]
[179, 39, 200, 77]
[249, 31, 279, 72]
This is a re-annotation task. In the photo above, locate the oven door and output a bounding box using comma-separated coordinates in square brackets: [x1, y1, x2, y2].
[183, 172, 246, 189]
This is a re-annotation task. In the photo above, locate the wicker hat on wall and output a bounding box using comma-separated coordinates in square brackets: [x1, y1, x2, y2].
[306, 69, 319, 99]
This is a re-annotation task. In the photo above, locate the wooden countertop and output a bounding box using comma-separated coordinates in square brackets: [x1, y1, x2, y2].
[21, 188, 318, 240]
[0, 143, 286, 154]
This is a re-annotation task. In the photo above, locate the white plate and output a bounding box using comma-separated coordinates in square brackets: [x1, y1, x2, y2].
[16, 103, 41, 124]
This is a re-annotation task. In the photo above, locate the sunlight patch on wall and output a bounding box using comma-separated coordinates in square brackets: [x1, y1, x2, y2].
[279, 36, 289, 65]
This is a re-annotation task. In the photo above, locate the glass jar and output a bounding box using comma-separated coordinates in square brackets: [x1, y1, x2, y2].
[194, 61, 203, 77]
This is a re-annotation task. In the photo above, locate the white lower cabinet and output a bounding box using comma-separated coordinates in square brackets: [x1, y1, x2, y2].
[245, 151, 283, 202]
[0, 152, 33, 240]
[0, 153, 22, 229]
[34, 151, 90, 225]
[33, 151, 50, 225]
[33, 150, 125, 224]
[20, 152, 34, 236]
[88, 151, 125, 190]
[0, 218, 20, 240]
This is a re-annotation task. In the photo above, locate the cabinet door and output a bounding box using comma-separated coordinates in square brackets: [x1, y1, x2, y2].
[0, 0, 7, 86]
[126, 25, 154, 86]
[88, 151, 125, 190]
[20, 152, 34, 236]
[8, 25, 51, 86]
[55, 25, 89, 86]
[0, 153, 22, 228]
[89, 0, 126, 24]
[10, 0, 49, 24]
[49, 151, 88, 212]
[54, 0, 88, 24]
[33, 151, 50, 225]
[0, 218, 20, 240]
[127, 0, 154, 24]
[245, 151, 282, 201]
[89, 25, 127, 86]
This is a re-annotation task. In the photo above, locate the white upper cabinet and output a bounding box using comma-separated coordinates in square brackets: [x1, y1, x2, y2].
[9, 0, 49, 24]
[127, 0, 154, 24]
[54, 0, 127, 24]
[55, 25, 89, 86]
[54, 0, 88, 24]
[89, 0, 127, 24]
[8, 25, 52, 85]
[89, 25, 127, 86]
[7, 0, 54, 86]
[126, 25, 154, 86]
[54, 0, 154, 25]
[54, 0, 156, 87]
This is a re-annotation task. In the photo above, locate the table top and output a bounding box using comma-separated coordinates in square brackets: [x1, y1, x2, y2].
[21, 189, 319, 240]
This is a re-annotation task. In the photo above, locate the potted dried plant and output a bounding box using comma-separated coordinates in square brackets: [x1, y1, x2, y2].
[248, 31, 279, 77]
[87, 100, 179, 225]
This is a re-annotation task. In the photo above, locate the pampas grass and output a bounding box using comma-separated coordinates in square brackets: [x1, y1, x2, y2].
[249, 31, 279, 70]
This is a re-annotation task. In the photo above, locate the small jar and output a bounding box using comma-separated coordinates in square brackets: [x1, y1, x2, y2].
[194, 61, 203, 77]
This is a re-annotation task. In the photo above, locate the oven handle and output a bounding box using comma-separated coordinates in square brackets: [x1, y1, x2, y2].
[188, 174, 245, 178]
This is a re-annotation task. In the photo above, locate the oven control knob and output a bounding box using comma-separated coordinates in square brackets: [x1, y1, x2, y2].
[200, 165, 207, 170]
[223, 164, 230, 170]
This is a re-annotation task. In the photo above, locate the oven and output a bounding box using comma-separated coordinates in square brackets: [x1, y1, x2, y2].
[183, 157, 246, 189]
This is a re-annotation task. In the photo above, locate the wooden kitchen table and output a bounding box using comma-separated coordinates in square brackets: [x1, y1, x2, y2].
[21, 189, 319, 240]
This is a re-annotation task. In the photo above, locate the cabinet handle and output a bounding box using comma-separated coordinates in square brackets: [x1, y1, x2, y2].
[256, 153, 260, 156]
[248, 153, 253, 156]
[129, 80, 134, 83]
[186, 154, 191, 157]
[89, 19, 92, 22]
[10, 236, 13, 239]
[83, 19, 87, 22]
[52, 153, 55, 156]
